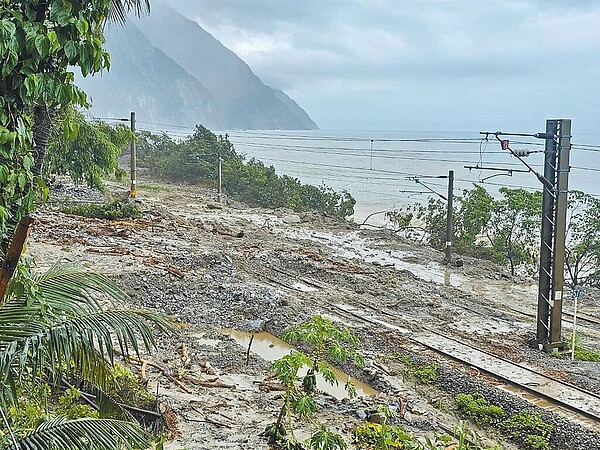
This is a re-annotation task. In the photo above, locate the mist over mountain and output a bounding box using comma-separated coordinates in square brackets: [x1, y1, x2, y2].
[77, 22, 224, 129]
[78, 3, 317, 130]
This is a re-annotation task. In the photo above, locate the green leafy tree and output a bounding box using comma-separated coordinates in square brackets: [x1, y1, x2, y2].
[565, 190, 600, 287]
[265, 315, 363, 450]
[135, 127, 356, 218]
[485, 188, 542, 276]
[0, 0, 149, 295]
[458, 185, 495, 249]
[135, 131, 178, 176]
[0, 1, 170, 448]
[387, 186, 543, 275]
[44, 109, 132, 191]
[388, 185, 494, 255]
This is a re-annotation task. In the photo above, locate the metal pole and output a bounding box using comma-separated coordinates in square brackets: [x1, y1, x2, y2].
[535, 120, 558, 346]
[549, 119, 571, 348]
[129, 111, 137, 198]
[217, 153, 222, 202]
[445, 170, 454, 264]
[370, 139, 374, 170]
[571, 293, 579, 361]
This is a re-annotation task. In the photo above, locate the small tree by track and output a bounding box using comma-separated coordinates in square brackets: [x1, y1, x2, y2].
[387, 185, 599, 282]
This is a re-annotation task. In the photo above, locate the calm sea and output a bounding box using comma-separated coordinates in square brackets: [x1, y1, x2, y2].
[219, 130, 600, 224]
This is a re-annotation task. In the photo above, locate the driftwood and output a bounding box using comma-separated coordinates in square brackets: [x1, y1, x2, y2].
[189, 407, 231, 428]
[120, 353, 193, 394]
[117, 351, 234, 393]
[254, 380, 285, 392]
[211, 224, 244, 238]
[184, 374, 235, 390]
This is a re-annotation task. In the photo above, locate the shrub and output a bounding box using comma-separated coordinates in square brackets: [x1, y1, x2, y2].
[500, 411, 552, 450]
[396, 354, 438, 384]
[135, 126, 355, 218]
[455, 393, 504, 425]
[60, 200, 141, 220]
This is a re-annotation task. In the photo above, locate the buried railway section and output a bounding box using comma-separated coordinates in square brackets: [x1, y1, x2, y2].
[332, 303, 600, 432]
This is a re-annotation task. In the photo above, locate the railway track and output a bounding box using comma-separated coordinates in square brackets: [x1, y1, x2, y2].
[506, 305, 600, 328]
[249, 262, 600, 429]
[331, 302, 600, 432]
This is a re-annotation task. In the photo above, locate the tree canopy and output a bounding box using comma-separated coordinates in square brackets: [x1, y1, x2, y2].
[0, 2, 170, 448]
[388, 185, 599, 283]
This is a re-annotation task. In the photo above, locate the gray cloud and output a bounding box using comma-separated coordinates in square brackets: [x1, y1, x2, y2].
[159, 0, 600, 134]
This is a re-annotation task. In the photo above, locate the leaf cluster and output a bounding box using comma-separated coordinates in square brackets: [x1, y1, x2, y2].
[60, 200, 141, 220]
[283, 315, 364, 367]
[455, 393, 504, 425]
[565, 190, 600, 287]
[135, 127, 356, 218]
[499, 411, 552, 450]
[396, 354, 438, 384]
[353, 419, 501, 450]
[266, 315, 364, 450]
[0, 261, 174, 448]
[0, 0, 114, 249]
[387, 185, 545, 275]
[45, 109, 132, 192]
[353, 420, 417, 449]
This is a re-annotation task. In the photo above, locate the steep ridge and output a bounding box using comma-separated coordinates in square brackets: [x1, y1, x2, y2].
[133, 2, 318, 130]
[77, 22, 224, 129]
[77, 4, 317, 130]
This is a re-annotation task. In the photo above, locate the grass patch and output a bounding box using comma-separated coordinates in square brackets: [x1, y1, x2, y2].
[500, 411, 552, 450]
[558, 334, 600, 362]
[572, 345, 600, 362]
[61, 200, 141, 220]
[137, 182, 173, 192]
[396, 353, 438, 384]
[455, 393, 504, 425]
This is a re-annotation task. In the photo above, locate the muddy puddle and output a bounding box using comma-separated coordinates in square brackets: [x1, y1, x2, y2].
[221, 329, 378, 399]
[285, 229, 466, 287]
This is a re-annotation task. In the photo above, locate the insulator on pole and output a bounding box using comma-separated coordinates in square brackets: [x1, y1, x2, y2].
[513, 149, 531, 157]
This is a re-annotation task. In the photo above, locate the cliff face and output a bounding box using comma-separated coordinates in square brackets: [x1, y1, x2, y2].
[134, 3, 318, 130]
[77, 4, 318, 130]
[77, 23, 224, 129]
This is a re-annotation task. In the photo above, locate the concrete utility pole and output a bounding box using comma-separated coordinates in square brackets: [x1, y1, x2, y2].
[217, 152, 222, 202]
[479, 119, 572, 351]
[130, 111, 137, 198]
[445, 170, 454, 264]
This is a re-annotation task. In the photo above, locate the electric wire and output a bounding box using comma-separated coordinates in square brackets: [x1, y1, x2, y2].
[91, 120, 599, 197]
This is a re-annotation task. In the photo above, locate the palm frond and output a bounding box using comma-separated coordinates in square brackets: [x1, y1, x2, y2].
[33, 262, 126, 314]
[0, 309, 172, 395]
[108, 0, 151, 25]
[3, 417, 150, 450]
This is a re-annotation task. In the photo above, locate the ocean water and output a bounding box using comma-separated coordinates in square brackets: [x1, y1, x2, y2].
[222, 130, 600, 224]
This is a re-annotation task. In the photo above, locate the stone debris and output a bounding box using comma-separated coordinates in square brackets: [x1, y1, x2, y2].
[26, 180, 600, 450]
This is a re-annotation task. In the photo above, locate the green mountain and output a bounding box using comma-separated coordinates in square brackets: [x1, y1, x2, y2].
[77, 4, 318, 130]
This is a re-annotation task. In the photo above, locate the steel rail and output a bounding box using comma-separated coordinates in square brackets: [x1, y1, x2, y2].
[330, 301, 600, 429]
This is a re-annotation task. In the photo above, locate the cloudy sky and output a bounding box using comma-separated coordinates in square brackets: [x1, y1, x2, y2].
[163, 0, 600, 136]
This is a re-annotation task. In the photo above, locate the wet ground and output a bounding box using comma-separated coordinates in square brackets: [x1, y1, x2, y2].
[27, 180, 600, 449]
